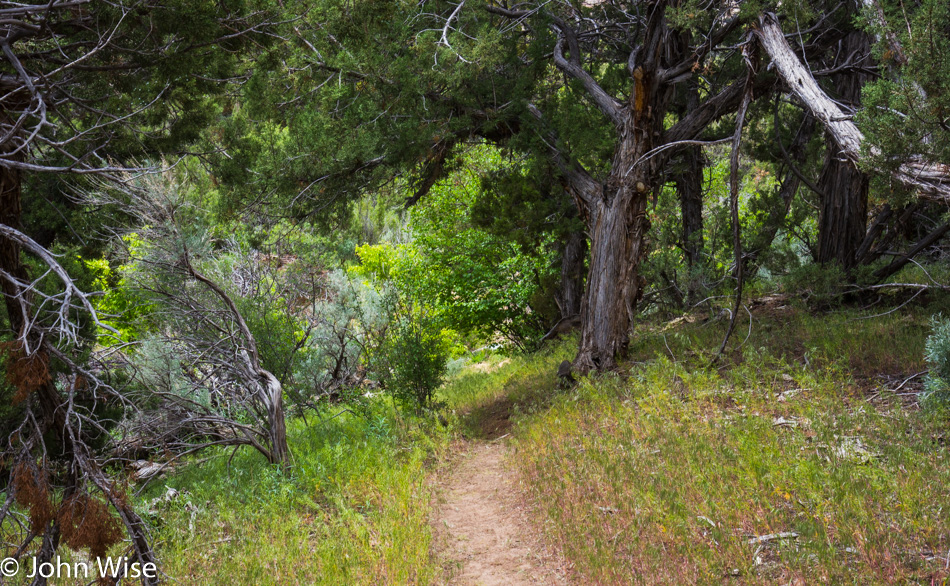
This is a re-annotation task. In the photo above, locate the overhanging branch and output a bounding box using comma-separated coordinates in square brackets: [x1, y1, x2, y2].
[755, 12, 950, 201]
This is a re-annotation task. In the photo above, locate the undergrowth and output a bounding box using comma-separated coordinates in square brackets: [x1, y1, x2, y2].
[442, 303, 950, 585]
[137, 299, 950, 585]
[141, 404, 448, 585]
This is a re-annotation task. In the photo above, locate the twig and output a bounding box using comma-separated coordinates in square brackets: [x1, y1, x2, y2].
[888, 371, 928, 393]
[714, 32, 756, 362]
[747, 531, 798, 545]
[847, 287, 925, 321]
[662, 334, 676, 362]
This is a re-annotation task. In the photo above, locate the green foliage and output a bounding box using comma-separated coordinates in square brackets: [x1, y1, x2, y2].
[640, 151, 811, 312]
[858, 0, 950, 177]
[779, 263, 846, 308]
[923, 315, 950, 406]
[352, 243, 399, 281]
[376, 305, 452, 414]
[397, 146, 558, 348]
[88, 235, 156, 344]
[211, 0, 542, 224]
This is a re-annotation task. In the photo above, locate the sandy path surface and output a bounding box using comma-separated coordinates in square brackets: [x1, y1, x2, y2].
[432, 440, 571, 585]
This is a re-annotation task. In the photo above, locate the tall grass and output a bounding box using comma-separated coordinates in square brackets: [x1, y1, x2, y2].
[142, 405, 448, 585]
[130, 301, 950, 584]
[494, 305, 950, 584]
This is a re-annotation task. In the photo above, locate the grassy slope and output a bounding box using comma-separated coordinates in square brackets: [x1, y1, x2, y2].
[144, 299, 950, 585]
[495, 304, 950, 585]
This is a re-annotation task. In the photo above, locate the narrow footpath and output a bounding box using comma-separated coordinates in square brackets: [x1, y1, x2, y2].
[431, 439, 571, 585]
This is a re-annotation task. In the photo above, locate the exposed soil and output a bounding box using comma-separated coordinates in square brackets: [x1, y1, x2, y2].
[467, 396, 516, 440]
[432, 439, 571, 585]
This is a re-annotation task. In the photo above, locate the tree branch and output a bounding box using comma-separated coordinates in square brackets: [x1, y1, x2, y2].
[755, 12, 950, 201]
[526, 103, 600, 206]
[550, 24, 625, 128]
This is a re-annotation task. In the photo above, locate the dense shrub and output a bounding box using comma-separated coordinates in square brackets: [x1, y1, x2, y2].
[375, 306, 451, 413]
[923, 315, 950, 406]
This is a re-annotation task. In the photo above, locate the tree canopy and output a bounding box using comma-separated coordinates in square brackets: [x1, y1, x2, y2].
[1, 1, 949, 580]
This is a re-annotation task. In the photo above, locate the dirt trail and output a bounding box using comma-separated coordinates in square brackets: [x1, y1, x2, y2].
[432, 439, 570, 585]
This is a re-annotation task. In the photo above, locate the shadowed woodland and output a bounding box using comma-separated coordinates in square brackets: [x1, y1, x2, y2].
[1, 1, 950, 584]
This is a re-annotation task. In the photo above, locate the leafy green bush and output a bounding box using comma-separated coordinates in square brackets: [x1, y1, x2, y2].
[923, 315, 950, 406]
[375, 306, 451, 414]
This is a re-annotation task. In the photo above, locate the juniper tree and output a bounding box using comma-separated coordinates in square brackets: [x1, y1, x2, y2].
[213, 0, 950, 373]
[0, 2, 275, 581]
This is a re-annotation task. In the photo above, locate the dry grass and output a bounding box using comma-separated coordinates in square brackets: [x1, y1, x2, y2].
[456, 304, 950, 585]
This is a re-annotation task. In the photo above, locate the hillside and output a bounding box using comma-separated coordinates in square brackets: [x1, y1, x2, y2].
[134, 300, 949, 585]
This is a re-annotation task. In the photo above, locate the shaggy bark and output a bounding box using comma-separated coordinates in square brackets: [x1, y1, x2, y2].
[557, 230, 586, 320]
[570, 60, 671, 371]
[815, 29, 873, 269]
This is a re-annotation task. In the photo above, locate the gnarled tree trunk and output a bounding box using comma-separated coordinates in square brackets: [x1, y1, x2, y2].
[518, 1, 753, 373]
[573, 73, 667, 371]
[557, 229, 587, 319]
[574, 188, 651, 371]
[815, 29, 872, 270]
[261, 371, 290, 466]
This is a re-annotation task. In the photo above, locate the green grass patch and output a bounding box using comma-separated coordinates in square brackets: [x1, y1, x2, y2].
[142, 405, 448, 585]
[496, 307, 950, 584]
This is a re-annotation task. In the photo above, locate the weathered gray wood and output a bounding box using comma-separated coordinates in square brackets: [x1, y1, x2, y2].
[756, 13, 950, 201]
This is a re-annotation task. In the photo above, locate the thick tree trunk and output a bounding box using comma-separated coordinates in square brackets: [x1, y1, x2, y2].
[557, 230, 586, 319]
[815, 150, 869, 269]
[539, 3, 682, 373]
[815, 29, 872, 270]
[570, 35, 669, 372]
[574, 194, 649, 371]
[573, 102, 658, 372]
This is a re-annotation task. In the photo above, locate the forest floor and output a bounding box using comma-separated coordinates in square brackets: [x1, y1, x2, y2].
[139, 297, 950, 584]
[431, 394, 572, 585]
